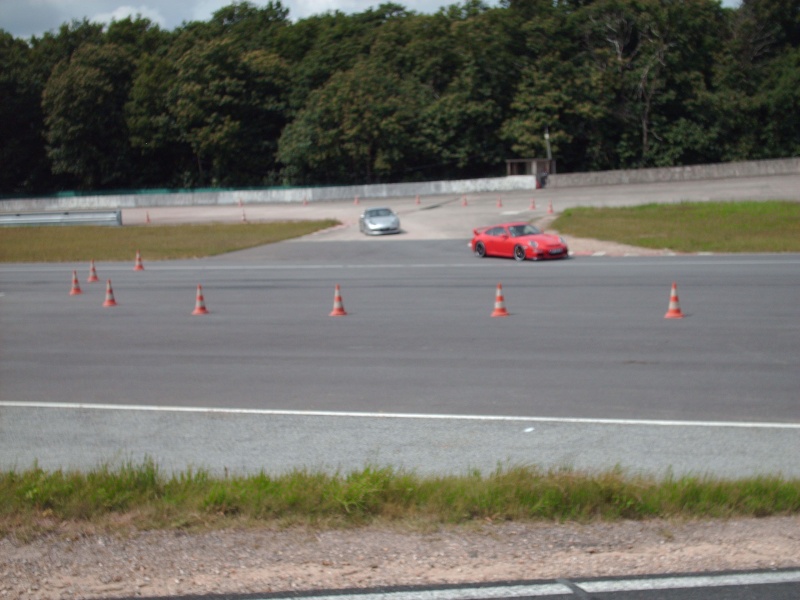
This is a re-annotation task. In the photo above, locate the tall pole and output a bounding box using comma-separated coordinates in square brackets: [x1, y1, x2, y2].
[544, 127, 552, 161]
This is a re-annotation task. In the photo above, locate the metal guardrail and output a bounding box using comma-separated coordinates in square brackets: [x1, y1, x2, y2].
[0, 210, 122, 227]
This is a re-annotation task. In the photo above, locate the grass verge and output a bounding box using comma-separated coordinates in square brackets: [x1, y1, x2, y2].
[551, 201, 800, 253]
[0, 220, 339, 262]
[2, 461, 798, 537]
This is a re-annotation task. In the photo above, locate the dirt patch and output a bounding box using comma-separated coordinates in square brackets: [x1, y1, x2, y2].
[2, 517, 798, 598]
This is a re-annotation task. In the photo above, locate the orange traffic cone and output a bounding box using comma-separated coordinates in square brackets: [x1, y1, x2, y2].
[145, 211, 151, 224]
[87, 260, 99, 283]
[329, 284, 347, 316]
[497, 197, 503, 208]
[491, 283, 509, 317]
[415, 195, 421, 205]
[354, 196, 360, 206]
[102, 279, 117, 307]
[462, 195, 468, 207]
[69, 270, 82, 295]
[664, 282, 684, 319]
[547, 200, 554, 214]
[192, 285, 209, 315]
[529, 198, 536, 210]
[133, 250, 144, 271]
[302, 197, 308, 206]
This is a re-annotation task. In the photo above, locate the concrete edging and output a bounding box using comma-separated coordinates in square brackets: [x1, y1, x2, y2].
[1, 158, 797, 212]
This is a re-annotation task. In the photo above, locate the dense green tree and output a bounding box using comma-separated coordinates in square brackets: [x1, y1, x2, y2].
[0, 32, 48, 193]
[167, 37, 289, 186]
[276, 9, 386, 115]
[278, 58, 431, 184]
[420, 4, 520, 178]
[205, 1, 290, 51]
[2, 0, 798, 194]
[125, 54, 190, 187]
[501, 1, 615, 171]
[41, 43, 135, 189]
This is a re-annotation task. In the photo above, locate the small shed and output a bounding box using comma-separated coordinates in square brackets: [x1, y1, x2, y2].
[505, 158, 556, 176]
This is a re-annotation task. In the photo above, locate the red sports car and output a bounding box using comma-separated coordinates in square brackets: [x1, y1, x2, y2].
[470, 222, 569, 261]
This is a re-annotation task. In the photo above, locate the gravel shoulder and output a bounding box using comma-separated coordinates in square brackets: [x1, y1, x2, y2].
[3, 517, 798, 598]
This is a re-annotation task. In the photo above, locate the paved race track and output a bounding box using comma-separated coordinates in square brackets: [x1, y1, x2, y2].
[1, 178, 799, 478]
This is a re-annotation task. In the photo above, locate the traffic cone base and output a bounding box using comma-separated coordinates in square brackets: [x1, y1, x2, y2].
[664, 282, 684, 319]
[192, 285, 209, 315]
[103, 279, 117, 307]
[330, 284, 347, 316]
[491, 283, 509, 317]
[69, 270, 82, 295]
[134, 251, 144, 271]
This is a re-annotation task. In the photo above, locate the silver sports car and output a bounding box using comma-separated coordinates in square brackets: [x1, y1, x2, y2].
[359, 207, 401, 235]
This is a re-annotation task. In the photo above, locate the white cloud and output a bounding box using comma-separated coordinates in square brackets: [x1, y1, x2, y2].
[91, 5, 167, 29]
[1, 0, 740, 39]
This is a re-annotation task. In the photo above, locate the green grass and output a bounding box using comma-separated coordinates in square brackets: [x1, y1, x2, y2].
[552, 201, 800, 253]
[0, 220, 339, 262]
[1, 461, 798, 536]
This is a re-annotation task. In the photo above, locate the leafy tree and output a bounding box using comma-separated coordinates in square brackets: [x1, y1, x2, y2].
[278, 58, 431, 184]
[167, 37, 289, 186]
[105, 16, 171, 56]
[125, 54, 191, 187]
[3, 0, 800, 193]
[41, 43, 135, 189]
[759, 47, 800, 157]
[205, 1, 290, 51]
[420, 4, 520, 179]
[276, 5, 402, 115]
[0, 32, 50, 193]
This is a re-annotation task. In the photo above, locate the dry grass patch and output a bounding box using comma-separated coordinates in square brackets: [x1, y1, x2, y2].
[0, 220, 339, 262]
[552, 201, 800, 253]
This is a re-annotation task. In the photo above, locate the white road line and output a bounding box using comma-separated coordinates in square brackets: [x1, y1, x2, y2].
[580, 570, 800, 592]
[2, 257, 800, 273]
[197, 570, 800, 600]
[1, 402, 797, 429]
[240, 582, 573, 600]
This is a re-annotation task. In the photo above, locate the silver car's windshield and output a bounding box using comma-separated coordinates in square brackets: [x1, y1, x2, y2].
[367, 209, 392, 217]
[508, 224, 541, 237]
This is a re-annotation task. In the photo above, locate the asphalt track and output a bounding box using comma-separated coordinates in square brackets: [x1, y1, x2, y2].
[214, 570, 800, 600]
[1, 177, 799, 478]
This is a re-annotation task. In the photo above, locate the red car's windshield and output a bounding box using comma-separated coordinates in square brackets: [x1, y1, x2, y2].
[508, 224, 542, 237]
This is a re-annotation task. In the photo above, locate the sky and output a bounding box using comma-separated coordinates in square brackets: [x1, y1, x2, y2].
[1, 0, 505, 39]
[0, 0, 742, 40]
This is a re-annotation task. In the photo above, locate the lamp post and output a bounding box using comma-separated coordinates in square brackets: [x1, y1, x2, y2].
[544, 127, 552, 161]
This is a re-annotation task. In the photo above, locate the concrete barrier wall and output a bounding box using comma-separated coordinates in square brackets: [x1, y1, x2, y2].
[548, 157, 800, 188]
[0, 176, 539, 212]
[1, 158, 797, 212]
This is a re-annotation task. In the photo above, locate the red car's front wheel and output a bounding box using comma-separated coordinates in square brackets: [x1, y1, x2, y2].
[514, 245, 526, 261]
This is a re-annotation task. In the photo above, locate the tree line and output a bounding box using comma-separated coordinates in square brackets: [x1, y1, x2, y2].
[1, 0, 798, 195]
